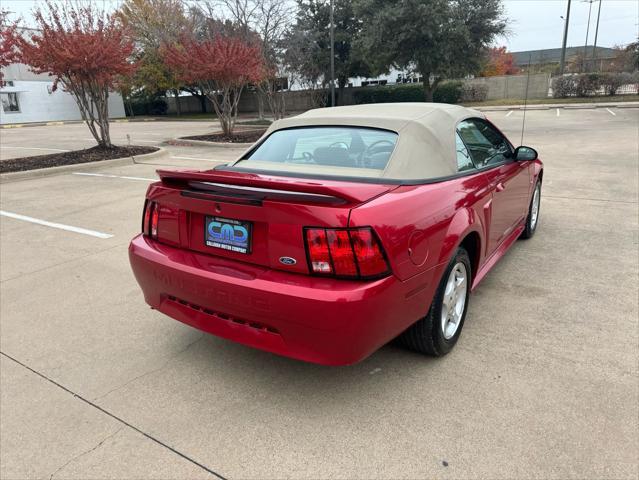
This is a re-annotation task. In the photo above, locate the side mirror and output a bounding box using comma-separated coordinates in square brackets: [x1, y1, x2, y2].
[514, 146, 538, 161]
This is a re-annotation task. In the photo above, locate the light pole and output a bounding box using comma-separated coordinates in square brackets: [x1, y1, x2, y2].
[591, 0, 603, 70]
[559, 0, 572, 75]
[329, 0, 335, 107]
[582, 0, 595, 72]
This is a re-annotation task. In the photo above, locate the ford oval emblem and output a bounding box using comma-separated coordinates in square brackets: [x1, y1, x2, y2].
[279, 256, 297, 266]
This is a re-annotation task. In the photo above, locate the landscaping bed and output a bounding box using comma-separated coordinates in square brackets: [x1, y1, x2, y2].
[0, 145, 158, 173]
[181, 128, 266, 143]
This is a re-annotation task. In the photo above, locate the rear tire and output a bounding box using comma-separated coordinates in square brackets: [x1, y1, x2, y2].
[521, 179, 541, 239]
[399, 248, 471, 356]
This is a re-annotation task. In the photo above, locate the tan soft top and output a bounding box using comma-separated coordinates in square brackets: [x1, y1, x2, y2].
[233, 103, 485, 180]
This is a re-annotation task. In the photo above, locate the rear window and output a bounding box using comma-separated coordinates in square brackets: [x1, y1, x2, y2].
[236, 127, 398, 178]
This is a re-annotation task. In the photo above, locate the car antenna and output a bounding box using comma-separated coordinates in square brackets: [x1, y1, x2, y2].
[520, 53, 533, 146]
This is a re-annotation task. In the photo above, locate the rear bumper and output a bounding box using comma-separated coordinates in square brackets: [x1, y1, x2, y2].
[129, 235, 434, 365]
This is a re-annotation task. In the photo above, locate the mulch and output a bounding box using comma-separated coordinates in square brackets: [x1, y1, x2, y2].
[181, 128, 266, 144]
[0, 145, 159, 173]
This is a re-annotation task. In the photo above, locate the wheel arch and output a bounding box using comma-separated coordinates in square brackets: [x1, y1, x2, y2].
[458, 231, 481, 280]
[440, 207, 484, 280]
[533, 160, 544, 184]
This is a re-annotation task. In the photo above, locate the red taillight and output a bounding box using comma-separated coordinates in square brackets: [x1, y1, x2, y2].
[350, 228, 389, 277]
[326, 229, 358, 276]
[142, 200, 151, 235]
[305, 227, 390, 280]
[142, 201, 159, 240]
[305, 228, 332, 274]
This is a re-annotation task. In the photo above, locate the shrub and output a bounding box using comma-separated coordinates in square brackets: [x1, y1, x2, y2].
[575, 73, 603, 96]
[310, 88, 329, 108]
[128, 97, 167, 116]
[552, 75, 577, 98]
[433, 81, 463, 104]
[352, 84, 425, 104]
[460, 83, 489, 102]
[601, 72, 633, 96]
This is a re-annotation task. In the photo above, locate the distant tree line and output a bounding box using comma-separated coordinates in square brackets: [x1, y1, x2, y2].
[3, 0, 636, 149]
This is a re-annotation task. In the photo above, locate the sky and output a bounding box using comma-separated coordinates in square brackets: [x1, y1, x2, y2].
[501, 0, 637, 51]
[2, 0, 638, 53]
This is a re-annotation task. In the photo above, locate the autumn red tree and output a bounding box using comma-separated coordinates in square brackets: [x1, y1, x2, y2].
[163, 35, 265, 136]
[18, 1, 134, 147]
[480, 47, 519, 77]
[0, 10, 20, 85]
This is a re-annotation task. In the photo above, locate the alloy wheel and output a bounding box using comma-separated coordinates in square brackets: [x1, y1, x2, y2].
[441, 262, 468, 340]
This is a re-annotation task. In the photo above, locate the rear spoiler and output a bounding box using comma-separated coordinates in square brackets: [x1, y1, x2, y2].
[156, 169, 394, 205]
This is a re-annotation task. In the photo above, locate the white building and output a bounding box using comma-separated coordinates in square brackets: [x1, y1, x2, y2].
[0, 63, 126, 125]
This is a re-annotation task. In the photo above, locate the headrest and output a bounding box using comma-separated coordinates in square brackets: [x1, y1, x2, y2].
[313, 146, 354, 167]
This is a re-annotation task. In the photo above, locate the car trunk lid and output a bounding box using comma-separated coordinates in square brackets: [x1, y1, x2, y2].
[147, 169, 396, 274]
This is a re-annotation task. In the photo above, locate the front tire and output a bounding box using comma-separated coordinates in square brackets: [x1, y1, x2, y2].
[521, 179, 541, 239]
[399, 248, 471, 356]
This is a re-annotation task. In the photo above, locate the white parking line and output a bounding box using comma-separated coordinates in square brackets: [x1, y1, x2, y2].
[606, 108, 616, 116]
[71, 172, 156, 182]
[0, 210, 113, 239]
[506, 110, 514, 117]
[171, 156, 222, 162]
[0, 146, 70, 152]
[556, 108, 560, 117]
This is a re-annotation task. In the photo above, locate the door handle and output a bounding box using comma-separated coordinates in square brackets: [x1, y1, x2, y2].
[495, 182, 505, 192]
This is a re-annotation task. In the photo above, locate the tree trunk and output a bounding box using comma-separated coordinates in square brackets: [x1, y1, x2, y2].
[276, 91, 286, 120]
[100, 91, 112, 148]
[257, 90, 265, 121]
[221, 116, 231, 136]
[423, 79, 434, 102]
[173, 89, 181, 116]
[338, 81, 346, 106]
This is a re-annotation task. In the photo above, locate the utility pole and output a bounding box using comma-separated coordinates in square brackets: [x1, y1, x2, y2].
[559, 0, 572, 75]
[591, 0, 602, 71]
[582, 0, 595, 72]
[330, 0, 335, 107]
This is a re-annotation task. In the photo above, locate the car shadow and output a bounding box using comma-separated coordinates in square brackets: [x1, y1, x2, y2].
[171, 329, 444, 410]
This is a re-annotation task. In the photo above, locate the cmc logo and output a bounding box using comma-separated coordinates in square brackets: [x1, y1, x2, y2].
[207, 221, 248, 245]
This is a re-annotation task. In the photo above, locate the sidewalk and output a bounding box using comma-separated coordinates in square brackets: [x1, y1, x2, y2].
[0, 114, 264, 129]
[474, 101, 639, 112]
[0, 117, 161, 129]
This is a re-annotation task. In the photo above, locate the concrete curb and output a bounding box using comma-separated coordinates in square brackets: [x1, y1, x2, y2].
[0, 117, 273, 128]
[476, 101, 639, 112]
[0, 147, 168, 183]
[0, 117, 160, 129]
[172, 138, 255, 149]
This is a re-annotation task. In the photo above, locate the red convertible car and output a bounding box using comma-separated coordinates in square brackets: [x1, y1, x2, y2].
[129, 103, 543, 365]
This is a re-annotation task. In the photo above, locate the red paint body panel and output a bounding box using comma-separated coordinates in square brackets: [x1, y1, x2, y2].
[129, 235, 437, 365]
[129, 156, 543, 365]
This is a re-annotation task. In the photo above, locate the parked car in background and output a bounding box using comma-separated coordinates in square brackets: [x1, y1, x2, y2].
[129, 103, 543, 365]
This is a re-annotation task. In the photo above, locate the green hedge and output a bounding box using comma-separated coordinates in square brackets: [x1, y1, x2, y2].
[352, 84, 425, 104]
[352, 81, 468, 105]
[126, 97, 168, 116]
[433, 81, 463, 104]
